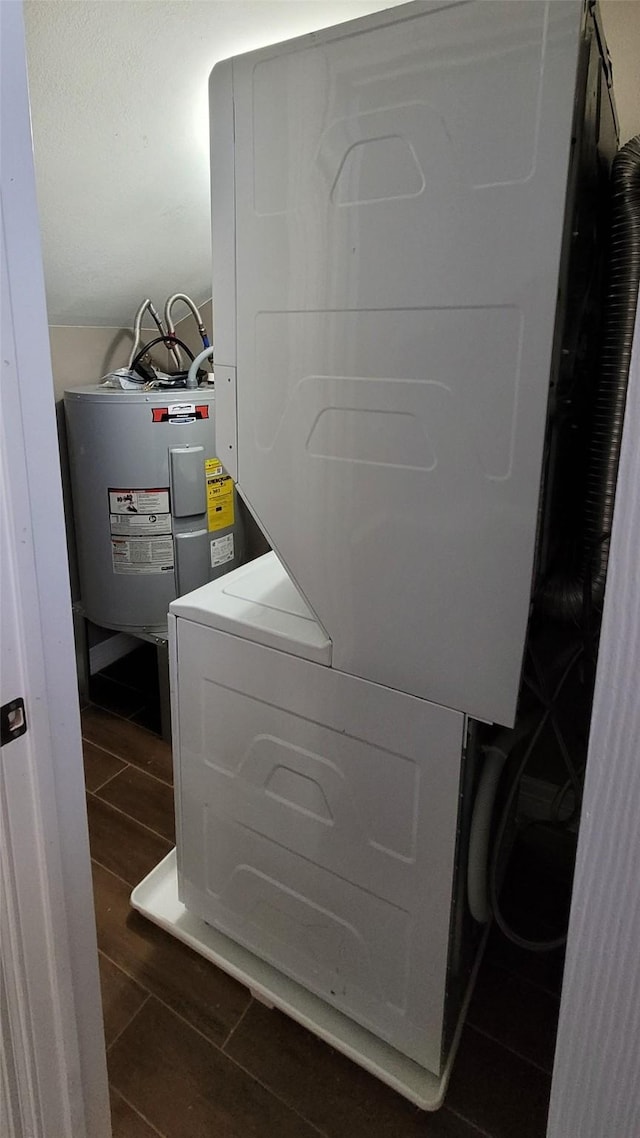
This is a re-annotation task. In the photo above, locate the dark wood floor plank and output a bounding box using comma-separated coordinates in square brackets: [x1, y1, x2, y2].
[447, 1025, 551, 1138]
[87, 795, 172, 887]
[99, 953, 147, 1048]
[82, 706, 173, 785]
[109, 997, 322, 1138]
[225, 1001, 481, 1138]
[130, 704, 162, 736]
[97, 765, 176, 842]
[92, 861, 250, 1048]
[467, 960, 560, 1072]
[110, 1089, 163, 1138]
[83, 740, 127, 793]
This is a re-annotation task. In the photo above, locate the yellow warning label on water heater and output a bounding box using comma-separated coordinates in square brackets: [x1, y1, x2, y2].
[205, 457, 235, 532]
[205, 458, 223, 478]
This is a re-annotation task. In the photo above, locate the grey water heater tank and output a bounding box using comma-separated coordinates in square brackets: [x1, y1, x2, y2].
[64, 385, 241, 634]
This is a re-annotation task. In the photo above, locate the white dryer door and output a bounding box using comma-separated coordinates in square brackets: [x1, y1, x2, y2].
[211, 0, 583, 725]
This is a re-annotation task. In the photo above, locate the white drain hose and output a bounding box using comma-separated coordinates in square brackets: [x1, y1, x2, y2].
[467, 742, 509, 923]
[187, 346, 214, 389]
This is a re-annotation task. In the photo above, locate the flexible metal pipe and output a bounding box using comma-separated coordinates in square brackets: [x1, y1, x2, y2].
[164, 292, 205, 333]
[128, 298, 181, 371]
[164, 293, 210, 370]
[128, 297, 153, 367]
[542, 135, 640, 619]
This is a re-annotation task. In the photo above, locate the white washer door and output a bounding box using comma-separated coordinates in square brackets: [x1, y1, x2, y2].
[174, 616, 465, 1074]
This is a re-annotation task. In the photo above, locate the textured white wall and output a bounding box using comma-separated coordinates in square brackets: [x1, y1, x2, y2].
[600, 0, 640, 144]
[24, 1, 640, 329]
[24, 0, 407, 327]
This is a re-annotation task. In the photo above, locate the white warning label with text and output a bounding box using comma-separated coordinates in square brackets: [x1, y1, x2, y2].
[108, 488, 170, 515]
[111, 536, 174, 575]
[109, 513, 172, 536]
[210, 533, 234, 568]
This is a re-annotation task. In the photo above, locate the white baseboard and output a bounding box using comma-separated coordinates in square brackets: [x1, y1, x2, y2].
[89, 632, 138, 676]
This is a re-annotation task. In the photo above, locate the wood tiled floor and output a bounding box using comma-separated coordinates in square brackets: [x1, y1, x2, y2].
[84, 669, 561, 1138]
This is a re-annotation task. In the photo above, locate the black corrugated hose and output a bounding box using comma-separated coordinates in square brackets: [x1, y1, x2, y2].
[542, 134, 640, 621]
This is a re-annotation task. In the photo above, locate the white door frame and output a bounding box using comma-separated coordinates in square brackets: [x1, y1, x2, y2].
[547, 306, 640, 1134]
[0, 3, 110, 1135]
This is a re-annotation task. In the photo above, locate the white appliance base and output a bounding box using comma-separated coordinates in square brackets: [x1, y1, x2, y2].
[131, 848, 480, 1111]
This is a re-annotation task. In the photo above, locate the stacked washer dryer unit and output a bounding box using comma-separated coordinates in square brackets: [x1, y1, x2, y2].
[138, 0, 617, 1107]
